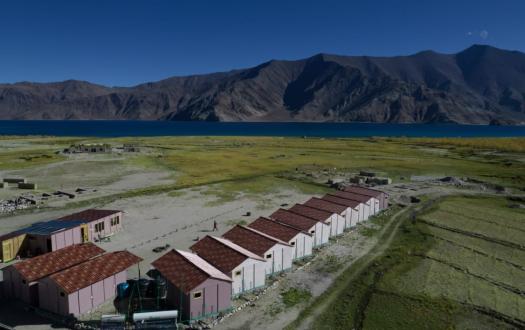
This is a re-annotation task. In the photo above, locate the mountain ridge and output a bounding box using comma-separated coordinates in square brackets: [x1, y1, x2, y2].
[1, 45, 524, 124]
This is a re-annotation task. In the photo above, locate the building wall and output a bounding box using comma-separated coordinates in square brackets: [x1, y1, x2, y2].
[87, 212, 123, 241]
[1, 234, 27, 262]
[51, 227, 82, 252]
[310, 222, 330, 247]
[38, 270, 125, 316]
[231, 258, 266, 295]
[328, 214, 345, 236]
[2, 267, 32, 304]
[262, 244, 293, 276]
[289, 233, 313, 260]
[26, 235, 48, 256]
[166, 281, 190, 320]
[187, 278, 232, 321]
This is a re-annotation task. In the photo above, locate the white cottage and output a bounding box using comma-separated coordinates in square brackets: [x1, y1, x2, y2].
[190, 236, 266, 295]
[222, 225, 293, 276]
[321, 195, 364, 225]
[248, 217, 314, 260]
[288, 204, 345, 237]
[270, 209, 330, 247]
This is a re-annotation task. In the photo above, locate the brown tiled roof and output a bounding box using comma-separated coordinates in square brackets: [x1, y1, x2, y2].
[248, 217, 309, 242]
[270, 209, 318, 231]
[303, 197, 347, 214]
[344, 186, 385, 198]
[49, 251, 142, 294]
[152, 250, 231, 293]
[288, 204, 331, 223]
[331, 191, 371, 203]
[190, 236, 261, 274]
[12, 243, 105, 282]
[322, 195, 360, 208]
[222, 225, 286, 257]
[58, 209, 121, 223]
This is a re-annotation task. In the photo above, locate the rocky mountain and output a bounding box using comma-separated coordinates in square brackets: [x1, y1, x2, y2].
[1, 45, 525, 124]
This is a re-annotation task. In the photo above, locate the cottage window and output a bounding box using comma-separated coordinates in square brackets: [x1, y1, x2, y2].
[22, 279, 26, 284]
[290, 241, 296, 246]
[266, 253, 272, 259]
[193, 291, 202, 299]
[234, 270, 242, 276]
[60, 292, 65, 297]
[310, 230, 315, 234]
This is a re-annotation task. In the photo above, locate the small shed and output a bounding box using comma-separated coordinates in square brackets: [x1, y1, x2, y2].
[152, 249, 232, 322]
[0, 231, 27, 263]
[289, 204, 345, 237]
[38, 250, 142, 316]
[2, 243, 105, 306]
[58, 209, 123, 242]
[303, 197, 357, 230]
[320, 195, 362, 226]
[222, 225, 293, 276]
[270, 209, 330, 247]
[344, 185, 389, 211]
[332, 191, 376, 218]
[190, 236, 266, 296]
[22, 220, 86, 255]
[248, 217, 313, 260]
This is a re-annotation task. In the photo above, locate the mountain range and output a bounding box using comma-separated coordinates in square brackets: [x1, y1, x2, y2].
[1, 45, 525, 124]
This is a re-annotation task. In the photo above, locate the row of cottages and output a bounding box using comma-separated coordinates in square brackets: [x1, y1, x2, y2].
[148, 185, 388, 323]
[2, 243, 141, 316]
[0, 209, 122, 262]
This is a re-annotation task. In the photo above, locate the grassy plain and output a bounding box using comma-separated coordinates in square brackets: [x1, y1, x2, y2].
[297, 195, 525, 330]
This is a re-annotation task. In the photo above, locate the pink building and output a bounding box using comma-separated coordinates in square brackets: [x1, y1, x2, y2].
[152, 249, 232, 322]
[2, 243, 105, 306]
[38, 250, 142, 316]
[21, 220, 87, 256]
[58, 209, 123, 242]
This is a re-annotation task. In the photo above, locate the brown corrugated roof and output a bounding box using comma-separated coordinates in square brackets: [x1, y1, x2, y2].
[331, 191, 371, 203]
[303, 197, 347, 214]
[190, 236, 258, 274]
[12, 243, 105, 282]
[322, 195, 360, 208]
[344, 186, 385, 198]
[270, 209, 318, 231]
[288, 204, 331, 223]
[49, 251, 142, 294]
[58, 209, 121, 223]
[222, 225, 286, 257]
[152, 250, 231, 293]
[248, 217, 309, 242]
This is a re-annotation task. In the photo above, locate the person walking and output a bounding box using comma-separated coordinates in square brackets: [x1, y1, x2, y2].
[213, 220, 218, 232]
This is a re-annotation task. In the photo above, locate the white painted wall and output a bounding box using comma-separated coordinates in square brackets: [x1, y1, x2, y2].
[262, 243, 293, 276]
[231, 258, 266, 295]
[289, 233, 313, 260]
[309, 222, 330, 247]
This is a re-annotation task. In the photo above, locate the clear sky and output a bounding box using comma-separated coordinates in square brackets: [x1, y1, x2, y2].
[1, 0, 523, 86]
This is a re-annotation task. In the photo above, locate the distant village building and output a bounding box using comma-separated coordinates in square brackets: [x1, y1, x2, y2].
[2, 243, 105, 306]
[123, 144, 141, 152]
[222, 225, 293, 276]
[64, 143, 111, 154]
[270, 209, 330, 247]
[248, 217, 313, 260]
[288, 204, 345, 237]
[152, 249, 232, 322]
[190, 236, 266, 295]
[58, 209, 123, 241]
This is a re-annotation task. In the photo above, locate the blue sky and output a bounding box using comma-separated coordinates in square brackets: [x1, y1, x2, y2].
[1, 0, 523, 86]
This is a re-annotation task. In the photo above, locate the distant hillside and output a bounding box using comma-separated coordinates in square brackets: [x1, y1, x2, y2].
[1, 45, 525, 124]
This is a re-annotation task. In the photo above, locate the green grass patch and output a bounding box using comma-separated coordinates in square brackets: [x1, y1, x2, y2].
[281, 288, 312, 308]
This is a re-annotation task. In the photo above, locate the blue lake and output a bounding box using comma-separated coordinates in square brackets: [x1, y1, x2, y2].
[0, 121, 525, 138]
